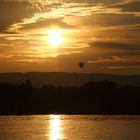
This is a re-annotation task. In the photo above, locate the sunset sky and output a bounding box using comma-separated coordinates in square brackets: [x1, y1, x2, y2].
[0, 0, 140, 74]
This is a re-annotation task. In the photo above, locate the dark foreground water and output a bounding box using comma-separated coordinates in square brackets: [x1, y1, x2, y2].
[0, 115, 140, 140]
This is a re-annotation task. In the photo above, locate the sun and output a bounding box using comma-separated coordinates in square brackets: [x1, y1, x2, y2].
[47, 29, 64, 48]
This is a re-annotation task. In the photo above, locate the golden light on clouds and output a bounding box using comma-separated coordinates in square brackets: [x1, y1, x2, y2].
[0, 0, 140, 73]
[46, 29, 64, 48]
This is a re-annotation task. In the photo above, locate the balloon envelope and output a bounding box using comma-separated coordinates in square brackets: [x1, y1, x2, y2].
[79, 62, 84, 68]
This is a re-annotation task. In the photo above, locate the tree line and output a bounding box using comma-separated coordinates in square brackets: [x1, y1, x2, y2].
[0, 80, 140, 115]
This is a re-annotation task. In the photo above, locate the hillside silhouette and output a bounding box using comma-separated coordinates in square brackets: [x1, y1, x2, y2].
[0, 80, 140, 115]
[0, 72, 140, 88]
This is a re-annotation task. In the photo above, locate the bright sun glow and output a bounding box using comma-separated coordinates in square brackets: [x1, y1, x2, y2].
[47, 29, 64, 48]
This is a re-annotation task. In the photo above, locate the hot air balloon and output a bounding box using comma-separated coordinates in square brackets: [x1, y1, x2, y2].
[79, 62, 84, 68]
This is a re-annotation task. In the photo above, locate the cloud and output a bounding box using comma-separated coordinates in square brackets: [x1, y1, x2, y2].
[91, 41, 140, 51]
[5, 2, 104, 32]
[108, 65, 140, 70]
[20, 18, 75, 30]
[109, 0, 140, 12]
[72, 13, 140, 28]
[0, 0, 37, 32]
[63, 0, 123, 5]
[1, 0, 140, 34]
[87, 55, 140, 74]
[87, 56, 140, 64]
[5, 0, 140, 33]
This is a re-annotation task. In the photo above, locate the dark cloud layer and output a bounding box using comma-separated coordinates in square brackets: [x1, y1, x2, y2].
[77, 13, 140, 27]
[110, 1, 140, 12]
[0, 0, 35, 32]
[92, 41, 140, 51]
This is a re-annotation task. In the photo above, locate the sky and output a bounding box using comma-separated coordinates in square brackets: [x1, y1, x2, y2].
[0, 0, 140, 74]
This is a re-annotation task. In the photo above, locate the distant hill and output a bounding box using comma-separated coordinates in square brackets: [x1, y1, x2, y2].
[0, 72, 140, 88]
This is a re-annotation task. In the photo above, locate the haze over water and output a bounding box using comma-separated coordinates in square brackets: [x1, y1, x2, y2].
[0, 115, 140, 140]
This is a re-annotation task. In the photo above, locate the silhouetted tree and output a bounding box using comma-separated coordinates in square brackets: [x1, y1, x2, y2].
[25, 80, 32, 91]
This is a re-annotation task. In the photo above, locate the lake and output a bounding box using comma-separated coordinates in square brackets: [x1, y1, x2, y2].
[0, 115, 140, 140]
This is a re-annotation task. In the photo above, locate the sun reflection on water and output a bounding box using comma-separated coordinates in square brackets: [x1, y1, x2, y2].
[49, 115, 62, 140]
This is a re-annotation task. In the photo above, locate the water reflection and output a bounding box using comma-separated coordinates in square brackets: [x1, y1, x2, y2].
[49, 115, 62, 140]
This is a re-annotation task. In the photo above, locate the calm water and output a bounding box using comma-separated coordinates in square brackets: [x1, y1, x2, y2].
[0, 115, 140, 140]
